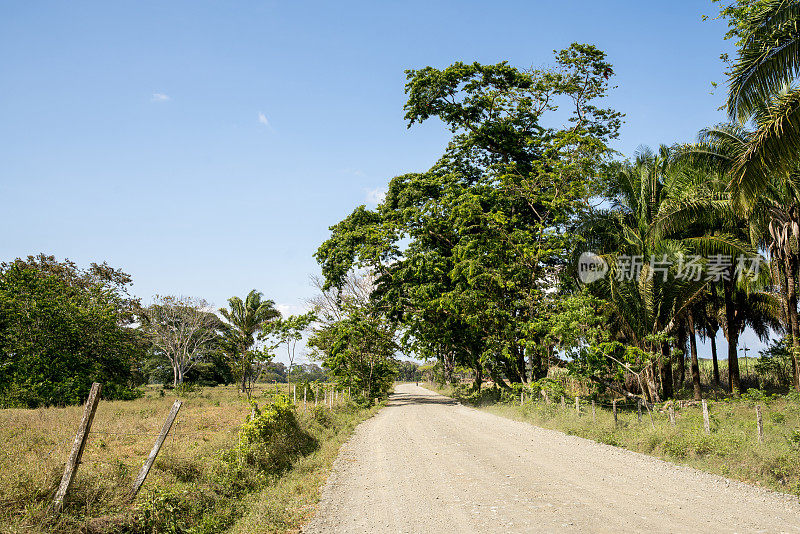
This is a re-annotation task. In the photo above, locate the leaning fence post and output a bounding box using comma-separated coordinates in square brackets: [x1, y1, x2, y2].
[591, 400, 596, 423]
[756, 405, 763, 443]
[669, 405, 676, 426]
[637, 399, 642, 422]
[129, 400, 182, 501]
[612, 400, 617, 425]
[702, 399, 711, 434]
[54, 382, 102, 513]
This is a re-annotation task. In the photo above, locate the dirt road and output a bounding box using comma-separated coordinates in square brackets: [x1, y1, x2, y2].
[302, 384, 800, 533]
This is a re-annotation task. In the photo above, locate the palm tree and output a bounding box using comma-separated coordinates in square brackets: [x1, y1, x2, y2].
[726, 1, 800, 116]
[726, 1, 800, 203]
[586, 147, 718, 401]
[219, 290, 280, 393]
[680, 123, 800, 390]
[691, 292, 724, 389]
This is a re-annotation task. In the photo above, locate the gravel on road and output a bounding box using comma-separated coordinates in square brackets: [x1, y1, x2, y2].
[302, 383, 800, 533]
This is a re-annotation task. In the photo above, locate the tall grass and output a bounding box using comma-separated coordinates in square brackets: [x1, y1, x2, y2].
[0, 383, 376, 533]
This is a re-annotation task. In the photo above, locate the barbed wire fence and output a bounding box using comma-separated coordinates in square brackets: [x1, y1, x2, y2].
[42, 381, 351, 513]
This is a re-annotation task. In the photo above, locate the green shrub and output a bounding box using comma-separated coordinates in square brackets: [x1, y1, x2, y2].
[237, 397, 317, 473]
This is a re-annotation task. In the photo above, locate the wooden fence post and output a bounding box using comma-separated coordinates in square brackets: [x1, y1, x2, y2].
[669, 405, 675, 426]
[637, 399, 642, 423]
[702, 399, 711, 434]
[542, 390, 549, 404]
[575, 396, 580, 415]
[303, 386, 307, 409]
[756, 405, 763, 443]
[129, 400, 182, 501]
[293, 384, 296, 405]
[560, 395, 565, 409]
[591, 400, 596, 423]
[612, 400, 617, 425]
[53, 382, 102, 512]
[520, 391, 524, 406]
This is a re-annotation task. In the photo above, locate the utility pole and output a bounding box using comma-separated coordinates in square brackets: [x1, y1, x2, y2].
[741, 345, 750, 380]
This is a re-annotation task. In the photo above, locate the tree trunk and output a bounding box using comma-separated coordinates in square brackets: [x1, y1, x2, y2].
[710, 332, 720, 387]
[687, 310, 702, 400]
[474, 361, 483, 391]
[499, 357, 521, 384]
[514, 345, 527, 383]
[487, 365, 510, 390]
[723, 279, 741, 394]
[784, 254, 800, 392]
[660, 341, 673, 399]
[676, 324, 687, 391]
[172, 365, 179, 388]
[643, 362, 661, 403]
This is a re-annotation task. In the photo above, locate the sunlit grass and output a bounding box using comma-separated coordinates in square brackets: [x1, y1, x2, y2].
[0, 383, 374, 533]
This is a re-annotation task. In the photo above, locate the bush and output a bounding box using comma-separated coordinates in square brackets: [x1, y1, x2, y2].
[0, 256, 146, 408]
[237, 397, 317, 473]
[451, 384, 502, 406]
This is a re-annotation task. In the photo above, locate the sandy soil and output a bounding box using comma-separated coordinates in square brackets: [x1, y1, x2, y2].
[302, 384, 800, 533]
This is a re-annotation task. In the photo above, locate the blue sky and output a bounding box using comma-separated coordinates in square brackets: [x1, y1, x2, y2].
[2, 1, 765, 362]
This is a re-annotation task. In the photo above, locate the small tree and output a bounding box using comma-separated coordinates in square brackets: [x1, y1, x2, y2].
[141, 295, 220, 387]
[219, 290, 280, 395]
[262, 312, 317, 381]
[308, 311, 397, 403]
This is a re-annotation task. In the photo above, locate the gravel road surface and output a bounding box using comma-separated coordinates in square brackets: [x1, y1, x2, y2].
[302, 383, 800, 533]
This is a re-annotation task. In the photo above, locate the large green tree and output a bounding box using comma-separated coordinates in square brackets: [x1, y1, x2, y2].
[0, 255, 146, 407]
[316, 44, 622, 388]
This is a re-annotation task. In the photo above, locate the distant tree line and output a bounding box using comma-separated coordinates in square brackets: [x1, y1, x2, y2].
[0, 256, 328, 407]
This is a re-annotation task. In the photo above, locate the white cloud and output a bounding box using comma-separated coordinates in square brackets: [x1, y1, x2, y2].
[258, 112, 270, 126]
[151, 93, 170, 102]
[276, 303, 311, 318]
[365, 188, 386, 205]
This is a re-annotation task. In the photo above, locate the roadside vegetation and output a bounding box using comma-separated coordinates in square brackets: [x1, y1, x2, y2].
[316, 2, 800, 408]
[6, 0, 800, 530]
[429, 378, 800, 497]
[0, 384, 380, 533]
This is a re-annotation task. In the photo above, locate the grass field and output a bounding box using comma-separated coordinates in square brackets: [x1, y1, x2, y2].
[0, 383, 377, 534]
[431, 383, 800, 498]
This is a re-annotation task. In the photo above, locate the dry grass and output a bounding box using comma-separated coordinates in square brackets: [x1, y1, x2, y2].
[0, 383, 365, 533]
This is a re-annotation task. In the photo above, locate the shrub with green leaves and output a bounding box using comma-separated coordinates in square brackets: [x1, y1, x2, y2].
[237, 396, 317, 473]
[0, 255, 146, 407]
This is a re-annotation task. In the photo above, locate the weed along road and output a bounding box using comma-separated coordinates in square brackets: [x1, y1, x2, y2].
[303, 384, 800, 534]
